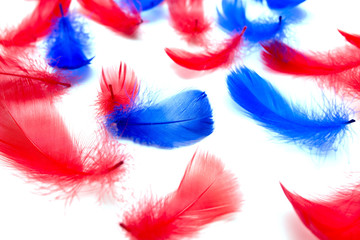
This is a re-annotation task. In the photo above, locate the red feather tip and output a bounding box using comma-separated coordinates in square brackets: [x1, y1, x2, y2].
[120, 150, 242, 240]
[165, 27, 246, 71]
[0, 49, 71, 102]
[0, 100, 128, 199]
[167, 0, 212, 45]
[338, 29, 360, 49]
[96, 62, 139, 116]
[0, 0, 71, 47]
[78, 0, 142, 36]
[281, 183, 360, 240]
[261, 40, 360, 98]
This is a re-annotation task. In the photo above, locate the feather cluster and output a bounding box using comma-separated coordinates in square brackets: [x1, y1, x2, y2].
[281, 183, 360, 240]
[227, 66, 354, 153]
[120, 150, 242, 240]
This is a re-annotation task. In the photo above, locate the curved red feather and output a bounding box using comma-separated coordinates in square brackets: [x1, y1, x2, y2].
[261, 40, 360, 97]
[120, 150, 241, 240]
[167, 0, 211, 45]
[0, 100, 127, 198]
[0, 50, 71, 102]
[281, 183, 360, 240]
[78, 0, 142, 36]
[0, 0, 71, 47]
[165, 27, 246, 71]
[97, 62, 139, 116]
[338, 29, 360, 49]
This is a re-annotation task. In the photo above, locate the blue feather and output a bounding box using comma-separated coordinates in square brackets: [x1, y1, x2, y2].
[116, 0, 164, 12]
[106, 90, 214, 148]
[266, 0, 306, 9]
[46, 6, 93, 70]
[217, 0, 284, 43]
[227, 66, 354, 153]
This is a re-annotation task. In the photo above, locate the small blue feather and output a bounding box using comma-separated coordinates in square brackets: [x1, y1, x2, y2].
[227, 66, 354, 153]
[46, 9, 93, 70]
[116, 0, 164, 12]
[217, 0, 284, 43]
[266, 0, 306, 9]
[106, 90, 214, 148]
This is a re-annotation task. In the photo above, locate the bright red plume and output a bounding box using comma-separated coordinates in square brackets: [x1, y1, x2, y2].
[0, 0, 71, 47]
[167, 0, 211, 45]
[120, 150, 242, 240]
[281, 183, 360, 240]
[0, 50, 71, 102]
[96, 62, 139, 116]
[165, 27, 246, 71]
[78, 0, 142, 36]
[261, 40, 360, 97]
[0, 100, 128, 199]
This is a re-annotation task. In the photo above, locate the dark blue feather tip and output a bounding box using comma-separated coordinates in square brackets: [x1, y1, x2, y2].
[106, 90, 214, 148]
[227, 66, 355, 153]
[46, 11, 93, 70]
[116, 0, 164, 12]
[217, 0, 285, 43]
[266, 0, 306, 9]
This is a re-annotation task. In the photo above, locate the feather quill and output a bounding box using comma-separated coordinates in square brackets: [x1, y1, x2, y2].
[0, 50, 71, 102]
[0, 100, 127, 198]
[165, 27, 245, 71]
[120, 150, 242, 240]
[281, 183, 360, 240]
[96, 62, 139, 116]
[0, 0, 71, 47]
[106, 89, 214, 148]
[227, 66, 354, 153]
[46, 6, 93, 69]
[167, 0, 211, 45]
[78, 0, 142, 36]
[261, 40, 360, 98]
[217, 0, 284, 43]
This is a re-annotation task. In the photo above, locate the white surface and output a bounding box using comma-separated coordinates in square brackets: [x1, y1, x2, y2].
[1, 0, 360, 239]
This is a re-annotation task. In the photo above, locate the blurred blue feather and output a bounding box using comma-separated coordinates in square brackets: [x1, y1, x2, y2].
[217, 0, 285, 43]
[116, 0, 164, 12]
[266, 0, 306, 9]
[106, 90, 214, 148]
[227, 66, 354, 153]
[46, 8, 93, 70]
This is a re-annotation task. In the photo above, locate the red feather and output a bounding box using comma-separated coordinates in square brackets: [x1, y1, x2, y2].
[167, 0, 211, 45]
[0, 50, 71, 102]
[0, 100, 128, 199]
[96, 62, 139, 116]
[78, 0, 142, 36]
[165, 27, 246, 71]
[281, 183, 360, 240]
[338, 29, 360, 49]
[0, 0, 71, 47]
[120, 150, 242, 240]
[261, 40, 360, 97]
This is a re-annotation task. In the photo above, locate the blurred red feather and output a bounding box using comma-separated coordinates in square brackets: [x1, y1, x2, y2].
[0, 100, 128, 199]
[165, 27, 246, 71]
[78, 0, 142, 36]
[281, 183, 360, 240]
[96, 62, 139, 116]
[120, 150, 241, 240]
[0, 0, 71, 47]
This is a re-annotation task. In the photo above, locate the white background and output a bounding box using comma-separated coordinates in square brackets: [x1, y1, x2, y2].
[1, 0, 360, 239]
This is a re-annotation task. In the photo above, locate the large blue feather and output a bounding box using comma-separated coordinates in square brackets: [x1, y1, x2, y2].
[227, 66, 354, 153]
[106, 90, 214, 148]
[46, 8, 93, 70]
[217, 0, 284, 43]
[266, 0, 306, 9]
